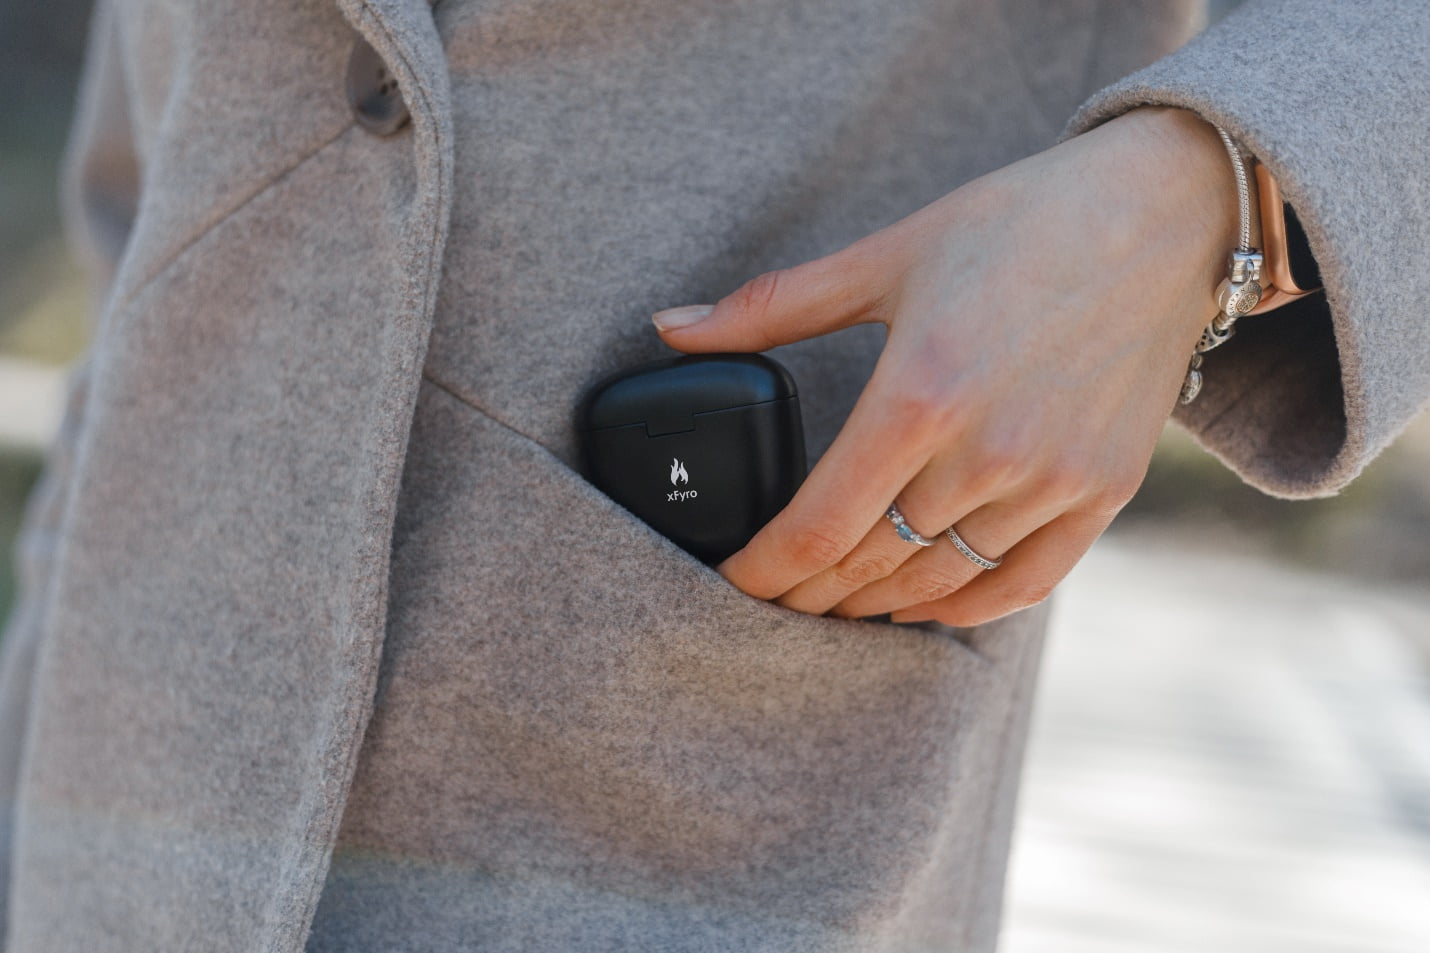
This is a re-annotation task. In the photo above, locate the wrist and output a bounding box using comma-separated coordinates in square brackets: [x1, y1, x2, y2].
[1122, 110, 1267, 405]
[1102, 106, 1243, 337]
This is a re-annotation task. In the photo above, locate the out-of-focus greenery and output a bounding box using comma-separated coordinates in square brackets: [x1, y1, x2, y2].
[2, 0, 94, 366]
[1, 0, 93, 275]
[1, 0, 92, 624]
[1, 240, 91, 364]
[0, 454, 43, 619]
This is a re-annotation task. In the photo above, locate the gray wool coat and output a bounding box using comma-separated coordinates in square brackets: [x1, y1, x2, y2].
[0, 0, 1425, 950]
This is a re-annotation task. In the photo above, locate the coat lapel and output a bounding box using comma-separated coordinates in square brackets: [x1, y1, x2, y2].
[274, 0, 455, 943]
[7, 1, 453, 950]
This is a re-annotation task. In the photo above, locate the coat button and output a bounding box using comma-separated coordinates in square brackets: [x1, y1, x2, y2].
[346, 36, 410, 135]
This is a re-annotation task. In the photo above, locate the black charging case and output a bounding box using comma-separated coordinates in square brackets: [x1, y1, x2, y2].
[577, 353, 806, 564]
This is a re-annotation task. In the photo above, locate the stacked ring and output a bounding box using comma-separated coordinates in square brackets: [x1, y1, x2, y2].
[944, 524, 1002, 570]
[885, 501, 1004, 569]
[884, 503, 936, 547]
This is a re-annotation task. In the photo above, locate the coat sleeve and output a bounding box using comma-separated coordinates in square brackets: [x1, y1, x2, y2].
[0, 0, 140, 928]
[1061, 0, 1430, 499]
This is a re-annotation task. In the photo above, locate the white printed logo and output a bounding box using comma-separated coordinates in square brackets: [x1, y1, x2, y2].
[667, 458, 697, 502]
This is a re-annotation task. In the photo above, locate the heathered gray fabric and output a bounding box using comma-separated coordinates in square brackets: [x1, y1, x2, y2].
[306, 382, 1048, 952]
[419, 0, 1198, 470]
[6, 0, 454, 948]
[0, 0, 1423, 950]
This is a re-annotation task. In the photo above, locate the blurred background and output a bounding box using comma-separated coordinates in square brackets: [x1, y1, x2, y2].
[2, 1, 1427, 950]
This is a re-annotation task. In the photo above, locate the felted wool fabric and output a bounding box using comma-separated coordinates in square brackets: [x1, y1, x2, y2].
[0, 1, 1424, 952]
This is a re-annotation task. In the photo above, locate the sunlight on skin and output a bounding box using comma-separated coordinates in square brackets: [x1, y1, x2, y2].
[653, 106, 1239, 627]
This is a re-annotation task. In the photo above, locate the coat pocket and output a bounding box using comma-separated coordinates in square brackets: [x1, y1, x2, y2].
[396, 379, 996, 659]
[326, 378, 1016, 942]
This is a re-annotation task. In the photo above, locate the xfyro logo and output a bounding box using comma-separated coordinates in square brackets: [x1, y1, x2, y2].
[667, 458, 697, 502]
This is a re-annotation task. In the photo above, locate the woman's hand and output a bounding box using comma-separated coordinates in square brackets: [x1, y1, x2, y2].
[652, 106, 1239, 626]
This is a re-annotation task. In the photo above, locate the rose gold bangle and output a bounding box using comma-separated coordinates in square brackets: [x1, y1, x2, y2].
[1247, 163, 1322, 315]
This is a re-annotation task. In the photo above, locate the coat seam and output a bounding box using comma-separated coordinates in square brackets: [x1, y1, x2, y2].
[106, 120, 358, 323]
[418, 371, 551, 451]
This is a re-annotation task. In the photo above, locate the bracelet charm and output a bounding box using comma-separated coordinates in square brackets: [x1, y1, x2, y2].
[1179, 127, 1263, 406]
[1216, 250, 1265, 318]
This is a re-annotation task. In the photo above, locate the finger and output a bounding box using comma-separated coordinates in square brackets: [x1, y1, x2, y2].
[832, 498, 1047, 620]
[652, 239, 898, 352]
[775, 460, 985, 617]
[787, 426, 1053, 617]
[714, 366, 940, 600]
[888, 508, 1115, 626]
[774, 500, 938, 616]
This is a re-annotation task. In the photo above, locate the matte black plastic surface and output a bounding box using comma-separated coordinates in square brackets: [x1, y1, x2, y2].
[580, 353, 797, 436]
[578, 354, 806, 564]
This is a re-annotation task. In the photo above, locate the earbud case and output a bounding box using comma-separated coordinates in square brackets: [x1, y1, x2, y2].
[576, 353, 806, 564]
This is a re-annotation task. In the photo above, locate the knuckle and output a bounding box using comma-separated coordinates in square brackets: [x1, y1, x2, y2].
[733, 269, 786, 321]
[1032, 453, 1096, 505]
[832, 547, 904, 588]
[1004, 578, 1057, 609]
[885, 381, 961, 442]
[967, 434, 1028, 489]
[783, 523, 859, 571]
[902, 566, 963, 605]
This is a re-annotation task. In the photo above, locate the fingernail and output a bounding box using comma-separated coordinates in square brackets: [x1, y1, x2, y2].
[652, 304, 714, 331]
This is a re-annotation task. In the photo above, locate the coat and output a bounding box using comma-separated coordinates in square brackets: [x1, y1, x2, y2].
[0, 0, 1425, 949]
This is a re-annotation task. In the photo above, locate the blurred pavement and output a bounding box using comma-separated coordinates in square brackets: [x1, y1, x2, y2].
[1005, 537, 1430, 953]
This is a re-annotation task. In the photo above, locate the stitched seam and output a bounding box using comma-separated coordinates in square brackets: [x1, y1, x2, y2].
[420, 370, 550, 449]
[107, 119, 358, 320]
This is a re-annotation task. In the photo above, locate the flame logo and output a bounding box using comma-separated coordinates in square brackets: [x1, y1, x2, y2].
[670, 458, 689, 486]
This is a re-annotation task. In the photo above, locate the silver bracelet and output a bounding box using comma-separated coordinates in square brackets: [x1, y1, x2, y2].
[1179, 125, 1264, 405]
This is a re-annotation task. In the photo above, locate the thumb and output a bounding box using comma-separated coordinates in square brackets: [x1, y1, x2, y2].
[652, 244, 892, 353]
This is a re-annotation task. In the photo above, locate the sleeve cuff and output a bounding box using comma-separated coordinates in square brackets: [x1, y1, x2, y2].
[1058, 0, 1430, 499]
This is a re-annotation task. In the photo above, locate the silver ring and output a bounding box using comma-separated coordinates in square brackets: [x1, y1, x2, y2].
[885, 503, 936, 547]
[944, 524, 1002, 570]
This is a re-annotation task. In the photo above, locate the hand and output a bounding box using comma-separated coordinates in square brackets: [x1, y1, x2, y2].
[652, 106, 1238, 626]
